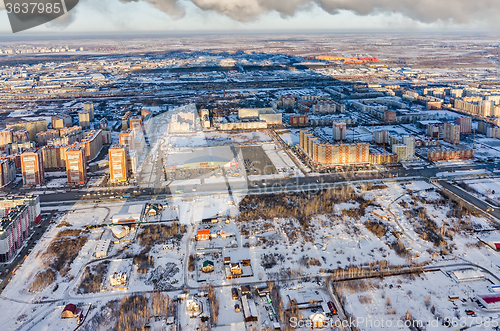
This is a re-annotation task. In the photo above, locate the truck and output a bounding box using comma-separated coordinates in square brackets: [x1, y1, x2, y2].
[327, 301, 337, 315]
[122, 194, 131, 198]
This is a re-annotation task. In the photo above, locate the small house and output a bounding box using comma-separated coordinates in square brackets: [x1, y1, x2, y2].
[61, 304, 78, 318]
[230, 263, 242, 275]
[241, 285, 251, 295]
[202, 260, 214, 273]
[186, 298, 201, 312]
[197, 230, 210, 241]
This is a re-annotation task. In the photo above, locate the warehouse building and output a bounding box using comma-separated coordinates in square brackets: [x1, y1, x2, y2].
[477, 294, 500, 310]
[165, 146, 239, 172]
[111, 204, 144, 224]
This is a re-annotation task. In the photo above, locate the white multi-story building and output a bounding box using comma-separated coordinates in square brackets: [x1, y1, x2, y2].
[333, 122, 347, 141]
[0, 195, 40, 262]
[374, 130, 389, 145]
[402, 136, 415, 158]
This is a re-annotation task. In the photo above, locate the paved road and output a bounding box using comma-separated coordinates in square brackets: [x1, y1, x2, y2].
[439, 180, 500, 222]
[36, 162, 500, 204]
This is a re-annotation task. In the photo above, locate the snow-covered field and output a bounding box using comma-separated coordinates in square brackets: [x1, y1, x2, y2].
[4, 179, 500, 330]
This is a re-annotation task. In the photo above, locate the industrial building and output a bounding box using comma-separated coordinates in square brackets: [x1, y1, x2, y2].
[0, 195, 41, 262]
[21, 149, 44, 186]
[111, 204, 144, 224]
[477, 294, 500, 310]
[450, 268, 484, 283]
[66, 146, 87, 185]
[165, 146, 238, 171]
[109, 145, 128, 183]
[219, 121, 267, 130]
[95, 239, 111, 258]
[238, 108, 282, 125]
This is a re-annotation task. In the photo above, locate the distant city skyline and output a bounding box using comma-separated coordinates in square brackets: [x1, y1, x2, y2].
[0, 0, 498, 35]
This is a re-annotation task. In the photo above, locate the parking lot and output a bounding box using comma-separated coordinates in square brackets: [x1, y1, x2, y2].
[238, 146, 277, 176]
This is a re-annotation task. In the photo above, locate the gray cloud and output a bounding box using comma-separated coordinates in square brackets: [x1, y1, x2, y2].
[128, 0, 499, 24]
[119, 0, 185, 19]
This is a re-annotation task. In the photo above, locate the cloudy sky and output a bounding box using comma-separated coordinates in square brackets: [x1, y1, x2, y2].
[0, 0, 498, 34]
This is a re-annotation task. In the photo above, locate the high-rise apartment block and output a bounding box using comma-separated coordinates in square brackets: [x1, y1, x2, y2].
[374, 130, 389, 145]
[456, 117, 472, 134]
[0, 129, 13, 148]
[333, 122, 347, 141]
[401, 136, 415, 158]
[299, 130, 369, 166]
[119, 130, 135, 152]
[78, 111, 90, 129]
[36, 129, 59, 146]
[0, 195, 41, 262]
[66, 146, 87, 185]
[0, 159, 16, 189]
[7, 119, 47, 141]
[51, 114, 72, 129]
[444, 122, 461, 145]
[13, 130, 30, 143]
[109, 145, 128, 183]
[289, 115, 309, 126]
[21, 149, 44, 187]
[392, 144, 408, 162]
[83, 102, 94, 121]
